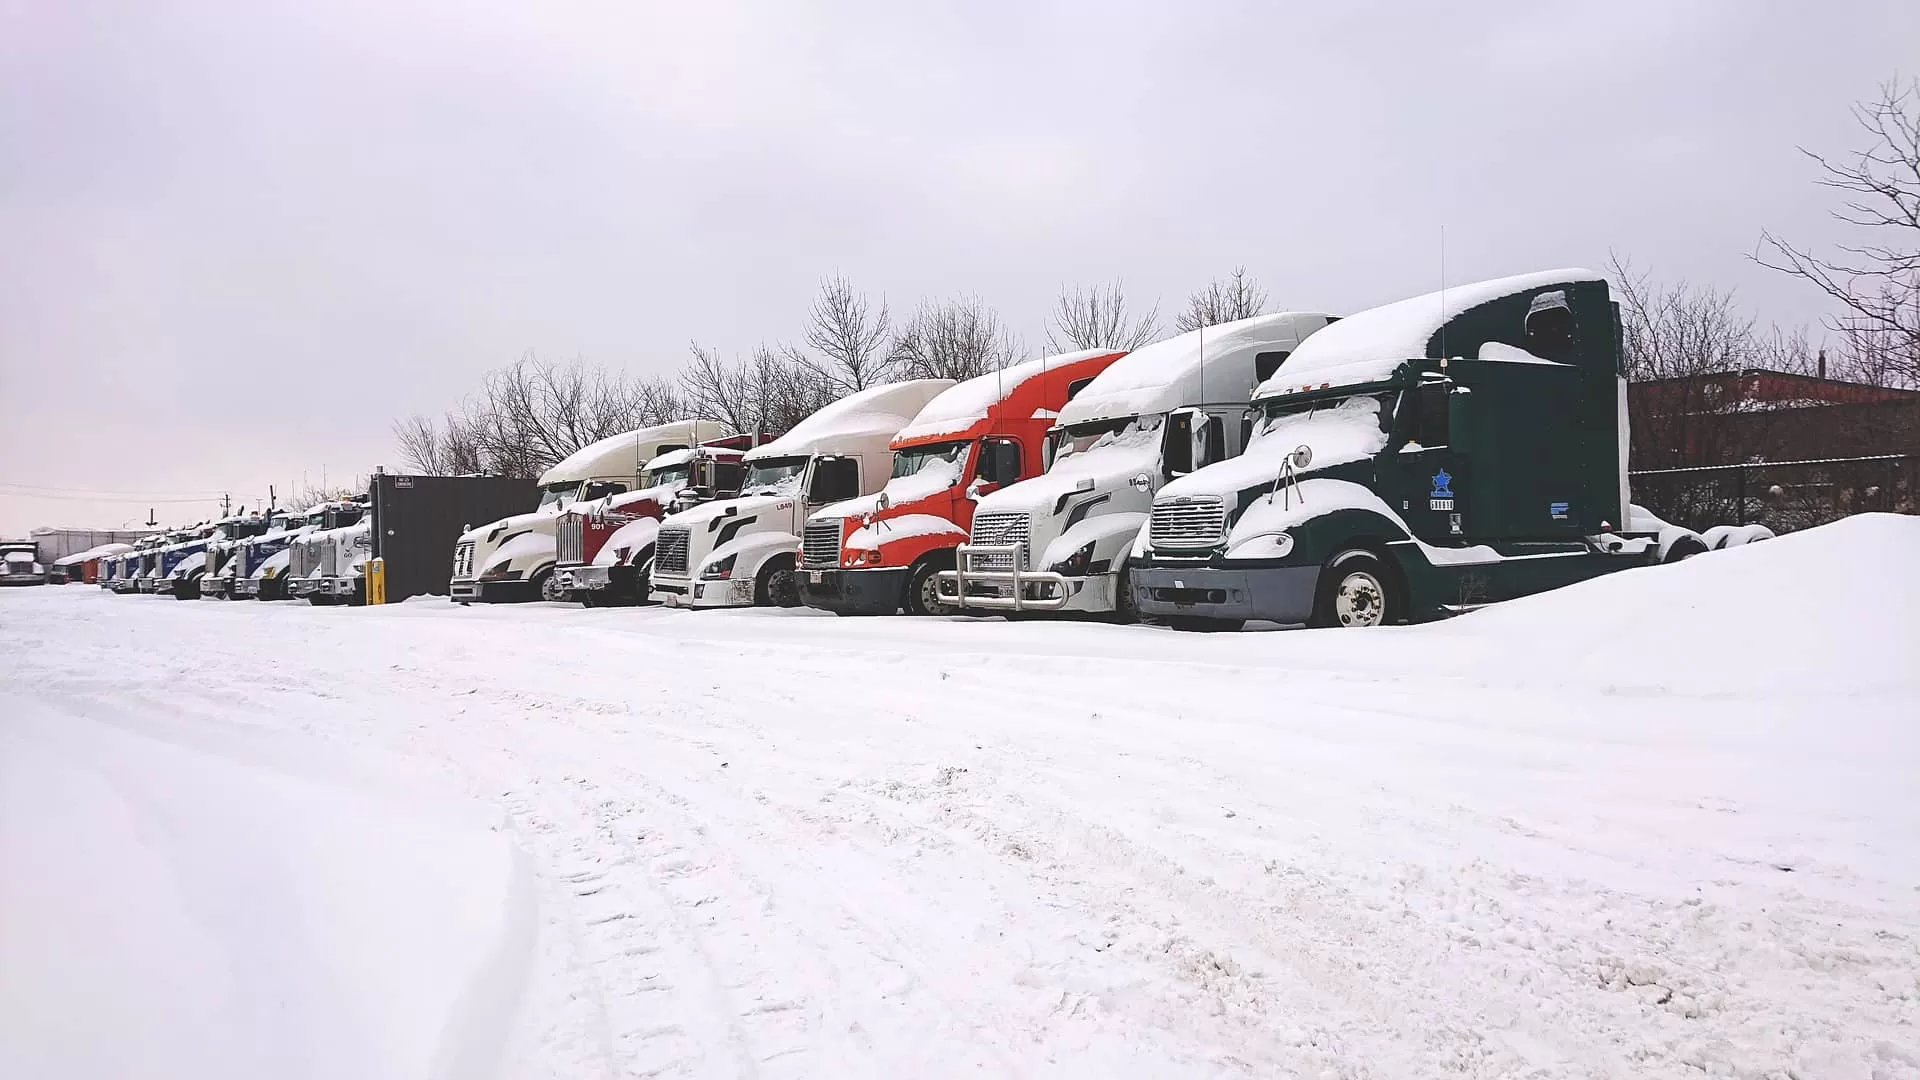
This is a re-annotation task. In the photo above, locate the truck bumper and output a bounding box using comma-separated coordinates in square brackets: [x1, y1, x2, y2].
[449, 577, 479, 603]
[1132, 565, 1320, 625]
[935, 567, 1118, 613]
[799, 567, 905, 614]
[558, 564, 640, 600]
[652, 574, 752, 608]
[470, 579, 537, 603]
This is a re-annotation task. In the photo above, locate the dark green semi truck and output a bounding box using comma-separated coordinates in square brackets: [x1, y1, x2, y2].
[1129, 269, 1762, 630]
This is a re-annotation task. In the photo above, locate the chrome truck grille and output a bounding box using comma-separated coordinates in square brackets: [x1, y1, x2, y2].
[1148, 497, 1227, 548]
[655, 525, 691, 575]
[452, 540, 474, 579]
[556, 516, 583, 565]
[967, 512, 1030, 570]
[802, 517, 842, 568]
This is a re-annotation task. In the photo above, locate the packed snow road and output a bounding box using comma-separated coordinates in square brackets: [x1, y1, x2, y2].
[4, 516, 1918, 1080]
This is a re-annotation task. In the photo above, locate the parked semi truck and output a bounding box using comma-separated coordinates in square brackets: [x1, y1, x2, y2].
[936, 312, 1337, 617]
[0, 540, 42, 586]
[555, 435, 762, 606]
[800, 350, 1126, 616]
[1129, 269, 1765, 631]
[230, 509, 312, 600]
[154, 524, 220, 598]
[451, 420, 725, 604]
[194, 513, 274, 599]
[290, 499, 368, 603]
[650, 379, 953, 609]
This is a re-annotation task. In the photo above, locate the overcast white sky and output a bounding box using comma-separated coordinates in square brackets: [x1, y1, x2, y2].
[3, 0, 1916, 534]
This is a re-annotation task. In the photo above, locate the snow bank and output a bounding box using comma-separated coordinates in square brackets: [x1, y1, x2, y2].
[0, 697, 527, 1080]
[1262, 268, 1602, 393]
[1441, 513, 1920, 695]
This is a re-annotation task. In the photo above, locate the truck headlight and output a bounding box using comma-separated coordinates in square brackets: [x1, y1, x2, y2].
[1228, 531, 1294, 559]
[700, 554, 737, 580]
[479, 565, 523, 581]
[1050, 541, 1098, 577]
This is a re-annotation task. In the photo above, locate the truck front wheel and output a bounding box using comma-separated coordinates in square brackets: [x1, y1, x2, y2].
[755, 555, 801, 608]
[1310, 550, 1400, 629]
[535, 567, 567, 603]
[904, 557, 957, 617]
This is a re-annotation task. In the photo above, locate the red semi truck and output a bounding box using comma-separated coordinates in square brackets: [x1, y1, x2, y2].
[796, 349, 1126, 615]
[553, 433, 764, 605]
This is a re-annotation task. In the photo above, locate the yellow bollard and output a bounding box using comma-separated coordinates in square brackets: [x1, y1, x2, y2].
[366, 557, 387, 606]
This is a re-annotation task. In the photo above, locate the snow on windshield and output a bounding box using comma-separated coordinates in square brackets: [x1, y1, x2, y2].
[536, 483, 579, 512]
[1249, 392, 1393, 468]
[645, 464, 691, 489]
[1056, 414, 1162, 464]
[881, 442, 967, 503]
[742, 456, 808, 496]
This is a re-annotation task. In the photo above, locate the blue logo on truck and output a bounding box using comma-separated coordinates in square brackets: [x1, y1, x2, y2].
[1430, 469, 1454, 498]
[1550, 501, 1570, 520]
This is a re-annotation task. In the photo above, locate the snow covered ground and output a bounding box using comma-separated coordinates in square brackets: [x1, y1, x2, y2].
[3, 514, 1916, 1080]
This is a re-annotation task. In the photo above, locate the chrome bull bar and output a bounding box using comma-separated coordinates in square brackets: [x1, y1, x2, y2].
[934, 542, 1071, 612]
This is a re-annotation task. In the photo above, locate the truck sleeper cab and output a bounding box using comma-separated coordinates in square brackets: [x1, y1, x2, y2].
[1130, 269, 1749, 631]
[936, 312, 1336, 617]
[800, 349, 1126, 616]
[450, 419, 725, 604]
[649, 379, 954, 609]
[555, 436, 758, 606]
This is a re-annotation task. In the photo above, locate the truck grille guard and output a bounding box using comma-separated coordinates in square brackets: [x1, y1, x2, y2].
[934, 512, 1073, 612]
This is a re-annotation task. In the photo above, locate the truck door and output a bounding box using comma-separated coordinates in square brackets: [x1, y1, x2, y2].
[1397, 378, 1468, 542]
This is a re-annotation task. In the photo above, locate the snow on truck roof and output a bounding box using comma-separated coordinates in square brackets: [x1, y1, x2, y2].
[1257, 268, 1605, 396]
[538, 419, 726, 486]
[1058, 312, 1336, 427]
[744, 379, 954, 462]
[54, 542, 135, 566]
[891, 350, 1123, 444]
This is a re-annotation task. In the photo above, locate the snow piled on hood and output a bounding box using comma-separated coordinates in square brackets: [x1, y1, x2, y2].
[478, 530, 555, 575]
[664, 493, 785, 530]
[1159, 394, 1390, 502]
[1061, 313, 1329, 426]
[746, 380, 954, 462]
[846, 514, 967, 551]
[1258, 269, 1601, 396]
[591, 517, 661, 567]
[820, 455, 964, 521]
[973, 417, 1163, 517]
[893, 352, 1114, 443]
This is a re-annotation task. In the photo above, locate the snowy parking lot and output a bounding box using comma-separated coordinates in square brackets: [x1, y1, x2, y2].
[3, 515, 1917, 1080]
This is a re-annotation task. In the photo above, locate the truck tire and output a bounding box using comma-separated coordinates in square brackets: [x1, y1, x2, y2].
[754, 555, 801, 608]
[535, 567, 566, 603]
[904, 556, 956, 617]
[1310, 550, 1399, 629]
[1109, 565, 1140, 625]
[1664, 536, 1708, 564]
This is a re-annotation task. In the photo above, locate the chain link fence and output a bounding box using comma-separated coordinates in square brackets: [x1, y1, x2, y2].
[1629, 454, 1915, 534]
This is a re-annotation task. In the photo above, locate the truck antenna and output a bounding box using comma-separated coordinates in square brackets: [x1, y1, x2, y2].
[1439, 225, 1448, 368]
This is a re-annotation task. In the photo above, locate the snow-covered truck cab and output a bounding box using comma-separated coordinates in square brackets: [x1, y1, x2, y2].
[0, 541, 41, 586]
[230, 510, 303, 599]
[936, 312, 1336, 617]
[318, 516, 375, 604]
[1130, 269, 1755, 631]
[555, 434, 763, 606]
[197, 513, 271, 599]
[650, 379, 954, 610]
[155, 524, 218, 598]
[800, 350, 1126, 616]
[290, 500, 366, 603]
[450, 419, 725, 604]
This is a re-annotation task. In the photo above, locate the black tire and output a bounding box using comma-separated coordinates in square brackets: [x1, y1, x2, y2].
[1162, 615, 1245, 632]
[1108, 564, 1141, 625]
[534, 566, 567, 603]
[903, 556, 957, 617]
[1664, 536, 1709, 564]
[1309, 549, 1401, 629]
[754, 555, 801, 608]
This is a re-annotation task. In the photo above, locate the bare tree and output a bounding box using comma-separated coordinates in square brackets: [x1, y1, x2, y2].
[889, 295, 1025, 381]
[790, 274, 896, 394]
[393, 353, 686, 478]
[1174, 266, 1269, 333]
[1046, 281, 1161, 353]
[681, 342, 839, 436]
[1758, 78, 1919, 387]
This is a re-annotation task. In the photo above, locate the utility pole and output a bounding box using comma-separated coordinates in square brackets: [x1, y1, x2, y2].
[269, 484, 276, 512]
[146, 508, 158, 527]
[221, 492, 232, 517]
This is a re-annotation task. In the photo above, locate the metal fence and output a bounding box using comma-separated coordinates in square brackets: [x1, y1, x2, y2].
[1629, 453, 1915, 534]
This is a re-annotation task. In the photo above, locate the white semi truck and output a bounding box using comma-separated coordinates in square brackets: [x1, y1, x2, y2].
[450, 419, 726, 604]
[938, 312, 1336, 617]
[649, 380, 953, 609]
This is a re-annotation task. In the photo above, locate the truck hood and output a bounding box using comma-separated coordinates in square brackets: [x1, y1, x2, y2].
[973, 435, 1160, 519]
[459, 508, 557, 544]
[816, 459, 961, 522]
[665, 493, 789, 531]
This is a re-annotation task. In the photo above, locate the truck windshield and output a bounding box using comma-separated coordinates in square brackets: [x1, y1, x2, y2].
[1249, 391, 1397, 453]
[1055, 414, 1163, 462]
[742, 456, 809, 496]
[645, 464, 691, 489]
[536, 482, 580, 511]
[891, 440, 970, 479]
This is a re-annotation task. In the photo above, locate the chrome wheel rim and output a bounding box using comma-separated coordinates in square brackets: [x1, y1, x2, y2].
[540, 572, 565, 602]
[917, 573, 951, 616]
[1334, 570, 1385, 627]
